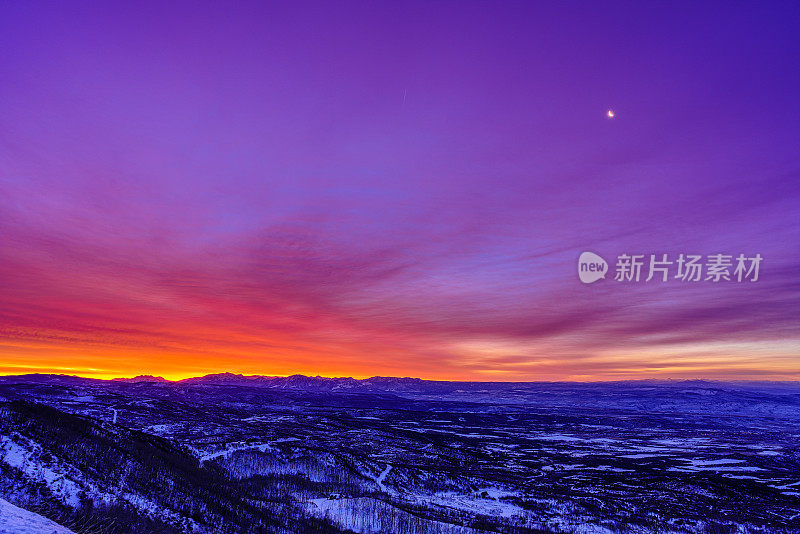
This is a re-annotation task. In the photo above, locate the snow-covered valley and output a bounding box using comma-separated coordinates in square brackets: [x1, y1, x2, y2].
[0, 374, 798, 533]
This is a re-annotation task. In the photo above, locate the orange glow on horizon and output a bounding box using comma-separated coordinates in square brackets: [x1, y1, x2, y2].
[3, 338, 799, 383]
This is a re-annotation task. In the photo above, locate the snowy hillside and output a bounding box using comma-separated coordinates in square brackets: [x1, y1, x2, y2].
[0, 497, 75, 534]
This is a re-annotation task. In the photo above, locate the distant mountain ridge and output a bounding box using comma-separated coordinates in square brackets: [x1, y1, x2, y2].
[112, 374, 170, 383]
[1, 372, 798, 398]
[177, 372, 427, 391]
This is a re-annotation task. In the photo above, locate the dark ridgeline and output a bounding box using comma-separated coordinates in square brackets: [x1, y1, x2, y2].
[0, 401, 344, 534]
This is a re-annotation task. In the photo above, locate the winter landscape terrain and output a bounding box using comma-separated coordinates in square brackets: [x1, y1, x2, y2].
[0, 374, 798, 533]
[0, 496, 75, 534]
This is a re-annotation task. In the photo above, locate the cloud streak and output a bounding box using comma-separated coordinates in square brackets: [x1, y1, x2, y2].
[0, 1, 798, 379]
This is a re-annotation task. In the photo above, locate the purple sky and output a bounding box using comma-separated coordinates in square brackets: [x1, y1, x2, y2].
[1, 1, 798, 380]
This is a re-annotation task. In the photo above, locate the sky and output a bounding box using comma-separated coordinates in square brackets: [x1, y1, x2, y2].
[1, 1, 798, 381]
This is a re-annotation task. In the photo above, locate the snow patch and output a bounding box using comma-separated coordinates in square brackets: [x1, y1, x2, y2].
[0, 497, 75, 534]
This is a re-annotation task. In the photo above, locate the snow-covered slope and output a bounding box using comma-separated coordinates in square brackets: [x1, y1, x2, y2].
[0, 497, 75, 534]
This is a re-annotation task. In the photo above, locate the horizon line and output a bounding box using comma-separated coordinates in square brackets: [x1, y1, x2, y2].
[1, 371, 798, 385]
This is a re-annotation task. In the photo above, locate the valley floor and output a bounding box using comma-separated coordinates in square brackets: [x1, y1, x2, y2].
[0, 375, 798, 533]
